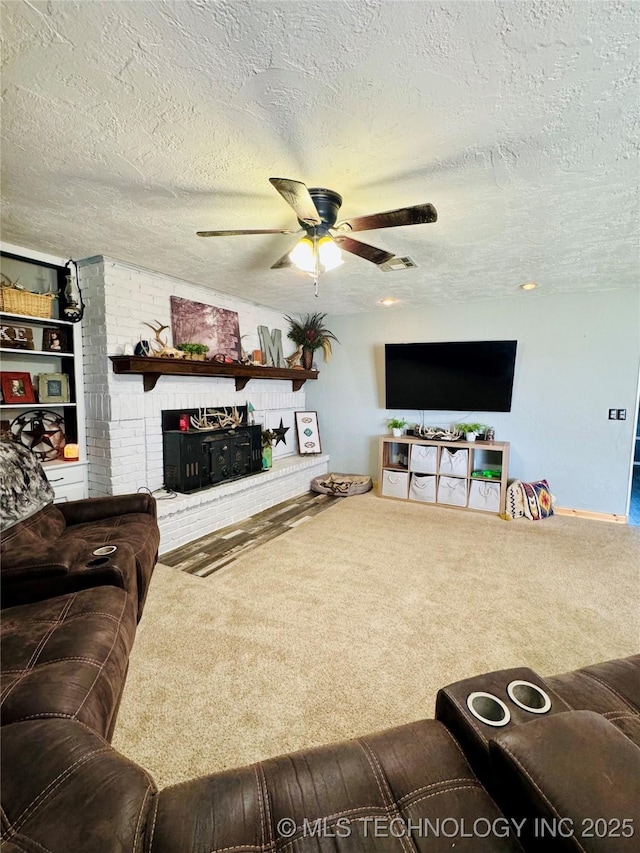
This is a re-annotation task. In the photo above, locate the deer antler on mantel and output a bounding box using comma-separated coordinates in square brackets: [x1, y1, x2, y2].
[142, 320, 185, 359]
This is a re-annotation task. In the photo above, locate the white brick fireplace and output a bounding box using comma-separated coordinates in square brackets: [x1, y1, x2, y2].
[78, 256, 328, 552]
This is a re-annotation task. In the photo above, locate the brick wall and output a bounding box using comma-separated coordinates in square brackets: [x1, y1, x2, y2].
[78, 256, 328, 549]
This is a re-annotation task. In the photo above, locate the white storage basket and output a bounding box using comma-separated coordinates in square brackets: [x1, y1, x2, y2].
[439, 447, 468, 477]
[437, 475, 468, 507]
[409, 473, 437, 503]
[410, 444, 438, 474]
[468, 480, 501, 512]
[381, 470, 409, 499]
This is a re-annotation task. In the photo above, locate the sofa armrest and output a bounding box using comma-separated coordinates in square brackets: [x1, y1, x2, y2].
[0, 540, 87, 580]
[0, 541, 139, 611]
[59, 492, 157, 525]
[489, 710, 640, 852]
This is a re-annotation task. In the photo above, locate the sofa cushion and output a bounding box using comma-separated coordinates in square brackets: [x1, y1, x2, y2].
[0, 586, 136, 739]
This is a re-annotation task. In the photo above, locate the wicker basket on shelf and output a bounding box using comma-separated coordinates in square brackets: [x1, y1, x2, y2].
[0, 274, 57, 318]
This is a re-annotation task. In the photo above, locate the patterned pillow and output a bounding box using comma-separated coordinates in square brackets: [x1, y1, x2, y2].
[522, 479, 554, 520]
[502, 479, 525, 520]
[0, 440, 54, 532]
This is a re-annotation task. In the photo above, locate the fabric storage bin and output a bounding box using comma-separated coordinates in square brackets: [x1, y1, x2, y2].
[437, 475, 468, 507]
[409, 473, 436, 502]
[468, 479, 501, 512]
[410, 444, 438, 474]
[381, 470, 409, 499]
[439, 447, 468, 477]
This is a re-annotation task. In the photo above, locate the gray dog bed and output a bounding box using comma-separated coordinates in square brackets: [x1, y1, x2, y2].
[311, 473, 373, 496]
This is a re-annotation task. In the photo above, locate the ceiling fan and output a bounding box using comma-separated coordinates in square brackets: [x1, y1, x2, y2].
[196, 178, 437, 281]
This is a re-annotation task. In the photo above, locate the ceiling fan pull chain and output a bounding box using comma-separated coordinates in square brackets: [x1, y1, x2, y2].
[314, 232, 320, 296]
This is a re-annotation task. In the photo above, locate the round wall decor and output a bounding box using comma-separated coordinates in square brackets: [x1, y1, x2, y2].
[10, 409, 66, 461]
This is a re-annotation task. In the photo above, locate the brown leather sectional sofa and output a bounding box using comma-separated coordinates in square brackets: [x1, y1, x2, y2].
[1, 493, 639, 852]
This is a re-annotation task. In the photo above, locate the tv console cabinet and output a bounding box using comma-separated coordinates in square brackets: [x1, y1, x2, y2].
[378, 435, 509, 515]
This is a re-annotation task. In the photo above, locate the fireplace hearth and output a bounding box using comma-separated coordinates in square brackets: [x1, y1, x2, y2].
[162, 407, 262, 494]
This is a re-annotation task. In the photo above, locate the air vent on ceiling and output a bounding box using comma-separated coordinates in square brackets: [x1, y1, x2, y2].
[380, 256, 417, 272]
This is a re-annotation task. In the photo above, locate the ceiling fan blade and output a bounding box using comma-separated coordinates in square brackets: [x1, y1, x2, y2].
[270, 249, 294, 269]
[269, 178, 322, 226]
[333, 235, 395, 266]
[337, 203, 437, 233]
[196, 228, 296, 237]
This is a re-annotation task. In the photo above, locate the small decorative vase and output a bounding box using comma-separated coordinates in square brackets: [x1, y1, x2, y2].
[301, 349, 314, 370]
[465, 432, 477, 442]
[262, 446, 273, 470]
[392, 428, 403, 437]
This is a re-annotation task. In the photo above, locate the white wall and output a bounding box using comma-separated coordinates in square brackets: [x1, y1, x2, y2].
[306, 290, 640, 516]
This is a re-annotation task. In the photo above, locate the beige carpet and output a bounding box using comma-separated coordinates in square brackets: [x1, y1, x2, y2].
[112, 493, 640, 789]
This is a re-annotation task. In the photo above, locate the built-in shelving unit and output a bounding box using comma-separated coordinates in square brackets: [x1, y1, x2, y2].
[0, 251, 88, 502]
[110, 355, 319, 392]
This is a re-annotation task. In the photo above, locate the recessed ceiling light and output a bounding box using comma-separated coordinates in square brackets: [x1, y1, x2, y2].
[379, 297, 398, 306]
[520, 281, 537, 291]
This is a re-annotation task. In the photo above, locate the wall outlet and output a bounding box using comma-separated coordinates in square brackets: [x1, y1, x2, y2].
[609, 409, 618, 420]
[617, 409, 627, 420]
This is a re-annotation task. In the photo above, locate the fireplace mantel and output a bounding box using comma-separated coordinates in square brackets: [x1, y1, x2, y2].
[109, 355, 319, 392]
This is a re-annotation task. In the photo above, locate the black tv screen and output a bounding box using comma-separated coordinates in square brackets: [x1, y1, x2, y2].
[385, 340, 517, 412]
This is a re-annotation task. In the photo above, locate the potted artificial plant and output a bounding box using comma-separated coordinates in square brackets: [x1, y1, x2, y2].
[176, 342, 209, 361]
[455, 422, 485, 442]
[387, 417, 408, 437]
[284, 312, 339, 371]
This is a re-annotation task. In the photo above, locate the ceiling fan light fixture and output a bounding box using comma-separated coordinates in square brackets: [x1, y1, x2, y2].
[289, 236, 316, 273]
[289, 234, 343, 274]
[317, 235, 343, 271]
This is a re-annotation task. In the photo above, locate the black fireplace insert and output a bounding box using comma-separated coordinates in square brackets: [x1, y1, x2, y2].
[162, 407, 262, 494]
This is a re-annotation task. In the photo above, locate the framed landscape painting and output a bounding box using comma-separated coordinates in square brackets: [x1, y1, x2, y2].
[170, 296, 241, 362]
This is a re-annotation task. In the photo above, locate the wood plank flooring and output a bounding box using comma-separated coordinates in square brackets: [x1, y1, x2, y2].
[160, 491, 341, 578]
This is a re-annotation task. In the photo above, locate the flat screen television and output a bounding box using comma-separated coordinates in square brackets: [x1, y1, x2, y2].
[385, 340, 517, 412]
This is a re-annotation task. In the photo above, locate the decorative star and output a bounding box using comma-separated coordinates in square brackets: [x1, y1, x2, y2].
[22, 420, 62, 451]
[12, 410, 65, 460]
[272, 418, 290, 447]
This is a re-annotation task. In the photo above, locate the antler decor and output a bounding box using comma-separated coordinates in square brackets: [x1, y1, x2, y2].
[143, 320, 185, 359]
[190, 407, 243, 431]
[414, 425, 463, 441]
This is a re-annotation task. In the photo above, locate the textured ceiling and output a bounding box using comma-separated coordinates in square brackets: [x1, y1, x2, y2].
[1, 0, 638, 314]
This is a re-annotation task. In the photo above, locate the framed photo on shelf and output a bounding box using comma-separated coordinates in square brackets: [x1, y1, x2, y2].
[38, 373, 70, 404]
[0, 371, 36, 404]
[42, 327, 69, 353]
[295, 411, 322, 454]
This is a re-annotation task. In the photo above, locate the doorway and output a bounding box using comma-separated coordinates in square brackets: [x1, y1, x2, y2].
[629, 405, 640, 526]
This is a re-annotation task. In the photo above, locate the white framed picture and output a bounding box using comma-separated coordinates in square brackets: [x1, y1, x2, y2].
[295, 411, 322, 454]
[265, 409, 296, 459]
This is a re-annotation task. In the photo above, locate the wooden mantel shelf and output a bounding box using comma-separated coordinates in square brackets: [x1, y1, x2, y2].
[109, 355, 319, 392]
